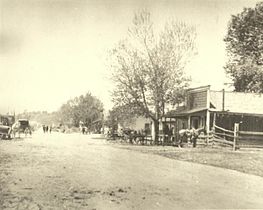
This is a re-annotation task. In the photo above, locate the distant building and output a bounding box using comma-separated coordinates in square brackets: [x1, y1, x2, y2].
[117, 116, 152, 135]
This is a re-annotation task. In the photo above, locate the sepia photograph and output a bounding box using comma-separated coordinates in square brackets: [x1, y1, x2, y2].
[1, 0, 263, 209]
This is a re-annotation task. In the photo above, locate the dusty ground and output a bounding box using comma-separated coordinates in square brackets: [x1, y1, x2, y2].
[111, 141, 263, 177]
[1, 132, 263, 209]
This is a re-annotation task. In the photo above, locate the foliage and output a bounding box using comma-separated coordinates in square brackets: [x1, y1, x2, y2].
[57, 93, 104, 128]
[109, 10, 196, 140]
[224, 2, 263, 92]
[16, 93, 104, 132]
[104, 105, 136, 131]
[16, 111, 58, 126]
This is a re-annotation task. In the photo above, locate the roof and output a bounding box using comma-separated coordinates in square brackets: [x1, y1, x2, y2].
[166, 86, 263, 117]
[165, 106, 207, 117]
[187, 85, 210, 93]
[18, 119, 29, 122]
[210, 90, 263, 115]
[165, 106, 186, 117]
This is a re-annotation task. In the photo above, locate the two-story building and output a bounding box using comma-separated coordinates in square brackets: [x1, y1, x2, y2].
[164, 85, 263, 137]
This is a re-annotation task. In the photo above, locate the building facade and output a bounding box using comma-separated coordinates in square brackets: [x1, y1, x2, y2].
[164, 85, 263, 137]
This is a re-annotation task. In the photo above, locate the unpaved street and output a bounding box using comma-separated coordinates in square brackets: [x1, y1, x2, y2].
[1, 132, 263, 209]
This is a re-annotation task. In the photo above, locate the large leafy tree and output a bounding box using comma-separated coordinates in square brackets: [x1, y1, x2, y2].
[225, 2, 263, 92]
[57, 93, 104, 129]
[109, 11, 196, 142]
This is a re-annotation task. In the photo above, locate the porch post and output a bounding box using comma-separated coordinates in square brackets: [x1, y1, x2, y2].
[151, 121, 155, 141]
[233, 123, 239, 151]
[206, 110, 210, 134]
[206, 86, 210, 134]
[188, 115, 191, 129]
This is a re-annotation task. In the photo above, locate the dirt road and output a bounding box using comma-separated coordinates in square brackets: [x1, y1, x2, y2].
[1, 132, 263, 209]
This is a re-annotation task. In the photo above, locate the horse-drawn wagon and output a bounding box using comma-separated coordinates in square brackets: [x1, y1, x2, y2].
[11, 119, 32, 138]
[0, 124, 12, 139]
[0, 115, 32, 139]
[0, 115, 15, 139]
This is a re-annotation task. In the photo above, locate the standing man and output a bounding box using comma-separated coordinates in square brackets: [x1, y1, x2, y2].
[190, 126, 199, 148]
[42, 125, 46, 133]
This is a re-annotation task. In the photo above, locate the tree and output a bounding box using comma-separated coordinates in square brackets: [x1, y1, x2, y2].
[109, 11, 196, 142]
[105, 105, 136, 132]
[16, 110, 59, 126]
[57, 93, 104, 130]
[224, 2, 263, 92]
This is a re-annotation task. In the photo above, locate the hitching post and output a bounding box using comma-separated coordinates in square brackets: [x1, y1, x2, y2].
[233, 123, 239, 151]
[212, 113, 216, 147]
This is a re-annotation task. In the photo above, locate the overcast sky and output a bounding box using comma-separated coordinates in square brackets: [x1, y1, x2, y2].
[0, 0, 260, 114]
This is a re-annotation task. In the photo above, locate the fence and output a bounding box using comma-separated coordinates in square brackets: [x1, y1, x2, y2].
[212, 123, 263, 150]
[107, 124, 263, 149]
[212, 124, 239, 151]
[121, 134, 154, 145]
[237, 130, 263, 148]
[197, 133, 214, 146]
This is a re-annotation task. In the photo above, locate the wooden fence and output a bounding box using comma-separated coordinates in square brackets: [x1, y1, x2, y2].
[197, 133, 214, 146]
[237, 130, 263, 148]
[107, 124, 263, 149]
[212, 123, 263, 150]
[212, 124, 239, 150]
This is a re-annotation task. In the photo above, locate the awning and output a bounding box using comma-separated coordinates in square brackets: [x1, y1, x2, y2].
[165, 107, 207, 118]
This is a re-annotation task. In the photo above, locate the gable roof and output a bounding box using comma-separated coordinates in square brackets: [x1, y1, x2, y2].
[210, 90, 263, 115]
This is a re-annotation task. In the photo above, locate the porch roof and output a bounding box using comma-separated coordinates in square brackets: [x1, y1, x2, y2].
[165, 107, 207, 118]
[211, 110, 263, 117]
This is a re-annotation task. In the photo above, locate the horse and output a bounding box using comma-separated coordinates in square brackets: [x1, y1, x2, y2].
[11, 122, 23, 138]
[11, 121, 32, 138]
[178, 127, 205, 148]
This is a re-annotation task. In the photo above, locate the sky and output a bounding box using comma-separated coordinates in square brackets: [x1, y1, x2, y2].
[0, 0, 260, 114]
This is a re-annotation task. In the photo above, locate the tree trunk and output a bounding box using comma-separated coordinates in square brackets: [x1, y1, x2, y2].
[153, 119, 159, 144]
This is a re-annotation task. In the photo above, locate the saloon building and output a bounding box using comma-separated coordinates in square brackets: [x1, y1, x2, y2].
[164, 85, 263, 136]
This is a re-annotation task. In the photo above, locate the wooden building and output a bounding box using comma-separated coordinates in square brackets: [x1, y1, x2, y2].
[164, 85, 263, 135]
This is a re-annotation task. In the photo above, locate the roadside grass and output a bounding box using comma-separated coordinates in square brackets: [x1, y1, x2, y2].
[110, 142, 263, 177]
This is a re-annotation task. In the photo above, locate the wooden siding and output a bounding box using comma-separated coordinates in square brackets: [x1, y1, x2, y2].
[215, 113, 263, 132]
[187, 90, 207, 110]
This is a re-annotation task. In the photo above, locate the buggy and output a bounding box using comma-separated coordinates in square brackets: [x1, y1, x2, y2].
[0, 115, 15, 139]
[0, 125, 12, 139]
[11, 119, 32, 138]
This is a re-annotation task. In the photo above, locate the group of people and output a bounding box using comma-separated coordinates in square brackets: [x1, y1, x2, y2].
[42, 125, 52, 133]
